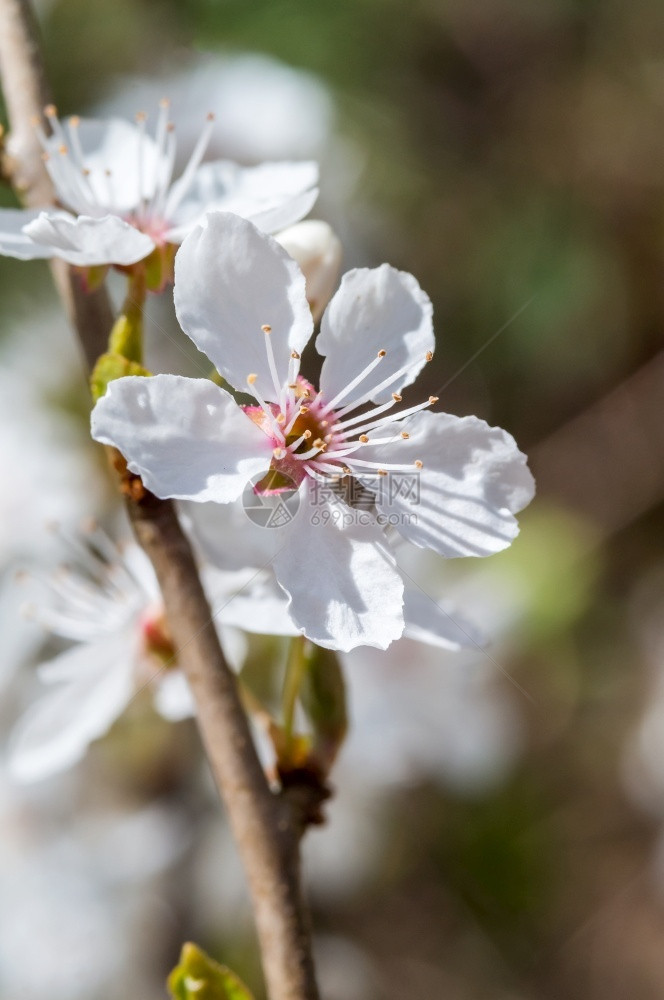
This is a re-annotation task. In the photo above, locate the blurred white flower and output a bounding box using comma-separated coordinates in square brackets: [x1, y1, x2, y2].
[6, 527, 295, 782]
[97, 52, 334, 166]
[0, 105, 318, 271]
[0, 770, 188, 1000]
[0, 363, 100, 566]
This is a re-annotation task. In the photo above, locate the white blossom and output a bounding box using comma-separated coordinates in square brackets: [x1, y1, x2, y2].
[0, 105, 318, 270]
[6, 527, 295, 782]
[92, 212, 534, 651]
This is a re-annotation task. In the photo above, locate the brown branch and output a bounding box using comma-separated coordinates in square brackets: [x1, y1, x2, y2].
[0, 4, 320, 997]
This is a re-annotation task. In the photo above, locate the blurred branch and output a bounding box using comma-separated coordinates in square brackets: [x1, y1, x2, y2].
[0, 0, 111, 366]
[0, 3, 320, 997]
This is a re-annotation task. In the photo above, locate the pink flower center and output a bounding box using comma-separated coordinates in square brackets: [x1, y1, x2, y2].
[241, 327, 436, 497]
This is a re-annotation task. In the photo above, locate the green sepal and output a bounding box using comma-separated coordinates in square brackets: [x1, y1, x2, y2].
[90, 352, 151, 401]
[108, 307, 143, 364]
[167, 943, 254, 1000]
[300, 645, 348, 771]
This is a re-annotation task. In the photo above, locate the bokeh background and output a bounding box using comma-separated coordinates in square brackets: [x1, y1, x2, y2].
[3, 1, 664, 997]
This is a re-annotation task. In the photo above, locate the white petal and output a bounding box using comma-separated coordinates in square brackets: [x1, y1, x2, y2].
[317, 265, 434, 406]
[7, 633, 135, 783]
[355, 411, 535, 558]
[243, 186, 319, 235]
[169, 159, 318, 235]
[0, 208, 54, 259]
[216, 574, 301, 636]
[153, 670, 196, 721]
[272, 487, 405, 651]
[182, 500, 287, 571]
[402, 589, 485, 650]
[275, 220, 342, 323]
[91, 374, 272, 503]
[46, 117, 166, 212]
[23, 211, 155, 266]
[173, 212, 313, 399]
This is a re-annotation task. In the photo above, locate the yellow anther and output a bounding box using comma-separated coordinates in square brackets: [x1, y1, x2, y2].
[377, 349, 386, 358]
[159, 97, 171, 108]
[425, 351, 433, 362]
[262, 324, 272, 334]
[392, 392, 402, 402]
[401, 431, 410, 439]
[428, 395, 439, 404]
[359, 434, 369, 443]
[276, 413, 286, 425]
[44, 104, 57, 118]
[135, 111, 147, 123]
[414, 460, 423, 469]
[299, 405, 309, 414]
[303, 429, 312, 439]
[247, 373, 258, 385]
[291, 350, 300, 359]
[377, 469, 388, 477]
[58, 144, 68, 155]
[69, 115, 80, 128]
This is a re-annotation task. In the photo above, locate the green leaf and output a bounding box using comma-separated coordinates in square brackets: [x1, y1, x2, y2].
[167, 943, 254, 1000]
[90, 351, 151, 401]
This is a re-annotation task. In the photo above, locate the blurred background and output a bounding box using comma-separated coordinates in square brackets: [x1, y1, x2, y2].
[2, 0, 664, 997]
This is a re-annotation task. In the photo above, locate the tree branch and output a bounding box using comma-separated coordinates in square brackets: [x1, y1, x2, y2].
[0, 4, 320, 997]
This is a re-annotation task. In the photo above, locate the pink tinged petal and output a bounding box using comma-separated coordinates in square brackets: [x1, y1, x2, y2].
[173, 212, 313, 399]
[272, 490, 405, 652]
[317, 265, 435, 406]
[22, 211, 155, 266]
[0, 208, 54, 259]
[356, 410, 535, 558]
[91, 374, 272, 503]
[7, 633, 135, 783]
[402, 589, 486, 650]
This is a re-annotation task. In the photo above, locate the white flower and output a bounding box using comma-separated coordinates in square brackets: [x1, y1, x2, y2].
[0, 104, 318, 270]
[6, 527, 294, 782]
[91, 212, 535, 652]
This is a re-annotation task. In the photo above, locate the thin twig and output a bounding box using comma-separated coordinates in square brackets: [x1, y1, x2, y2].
[0, 4, 320, 997]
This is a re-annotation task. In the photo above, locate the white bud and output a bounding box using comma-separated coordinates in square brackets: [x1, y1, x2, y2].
[274, 220, 342, 323]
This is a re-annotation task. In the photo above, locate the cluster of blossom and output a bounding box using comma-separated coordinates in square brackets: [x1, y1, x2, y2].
[0, 99, 534, 784]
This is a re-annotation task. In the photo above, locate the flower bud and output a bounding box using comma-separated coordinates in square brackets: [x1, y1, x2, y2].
[274, 219, 342, 322]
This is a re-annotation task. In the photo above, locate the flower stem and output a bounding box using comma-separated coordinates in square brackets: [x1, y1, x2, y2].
[108, 267, 146, 364]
